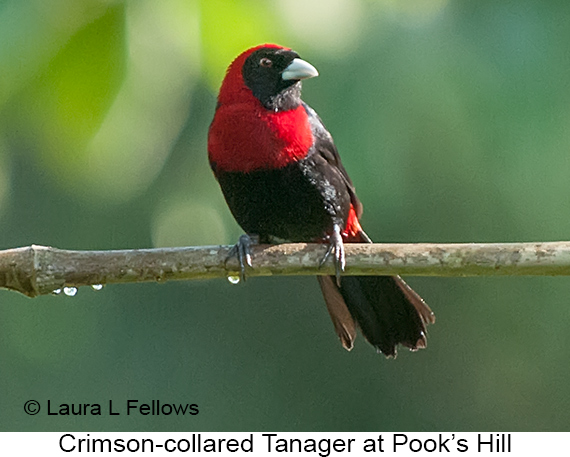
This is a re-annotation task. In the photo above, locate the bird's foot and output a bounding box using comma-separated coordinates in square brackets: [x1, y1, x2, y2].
[226, 234, 259, 281]
[320, 224, 345, 287]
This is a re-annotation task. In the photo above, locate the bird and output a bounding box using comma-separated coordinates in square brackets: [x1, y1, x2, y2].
[208, 44, 435, 357]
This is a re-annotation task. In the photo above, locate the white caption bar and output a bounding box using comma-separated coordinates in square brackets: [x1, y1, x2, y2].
[0, 432, 566, 456]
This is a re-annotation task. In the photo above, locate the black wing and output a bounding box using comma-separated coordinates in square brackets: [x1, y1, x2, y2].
[302, 102, 364, 218]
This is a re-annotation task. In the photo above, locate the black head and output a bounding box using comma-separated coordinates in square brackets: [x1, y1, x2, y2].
[242, 47, 318, 112]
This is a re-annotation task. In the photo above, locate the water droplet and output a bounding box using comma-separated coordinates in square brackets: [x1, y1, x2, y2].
[63, 287, 78, 297]
[52, 289, 61, 295]
[227, 275, 240, 285]
[91, 284, 103, 291]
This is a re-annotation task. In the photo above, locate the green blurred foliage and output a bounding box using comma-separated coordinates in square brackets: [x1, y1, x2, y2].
[19, 6, 126, 168]
[1, 0, 570, 432]
[199, 0, 284, 85]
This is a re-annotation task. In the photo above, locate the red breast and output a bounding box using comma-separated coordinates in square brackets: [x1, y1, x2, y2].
[208, 44, 314, 173]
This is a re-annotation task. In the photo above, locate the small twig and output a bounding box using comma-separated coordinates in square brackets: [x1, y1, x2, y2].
[0, 242, 569, 298]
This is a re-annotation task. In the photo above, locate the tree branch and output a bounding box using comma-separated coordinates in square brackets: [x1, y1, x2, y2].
[1, 242, 569, 298]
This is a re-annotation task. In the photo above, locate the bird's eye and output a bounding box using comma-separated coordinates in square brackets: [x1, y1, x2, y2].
[260, 58, 273, 68]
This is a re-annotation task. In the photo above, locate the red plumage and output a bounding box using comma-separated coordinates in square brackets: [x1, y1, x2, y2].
[217, 44, 285, 106]
[209, 44, 314, 172]
[208, 103, 313, 172]
[343, 205, 364, 241]
[209, 44, 435, 357]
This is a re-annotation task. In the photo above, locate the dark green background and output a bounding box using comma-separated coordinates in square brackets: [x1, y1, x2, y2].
[1, 0, 570, 431]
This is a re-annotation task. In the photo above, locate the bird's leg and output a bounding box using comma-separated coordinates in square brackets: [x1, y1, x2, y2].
[226, 234, 259, 281]
[320, 224, 345, 286]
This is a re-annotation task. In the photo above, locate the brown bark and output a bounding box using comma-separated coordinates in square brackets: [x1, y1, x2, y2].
[1, 242, 569, 297]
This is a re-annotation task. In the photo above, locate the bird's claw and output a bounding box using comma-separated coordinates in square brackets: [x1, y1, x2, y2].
[319, 225, 345, 286]
[226, 234, 258, 281]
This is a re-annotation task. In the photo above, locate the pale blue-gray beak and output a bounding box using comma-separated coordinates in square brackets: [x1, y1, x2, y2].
[281, 58, 319, 81]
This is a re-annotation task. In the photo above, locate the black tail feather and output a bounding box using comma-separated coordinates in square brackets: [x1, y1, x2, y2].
[319, 275, 435, 357]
